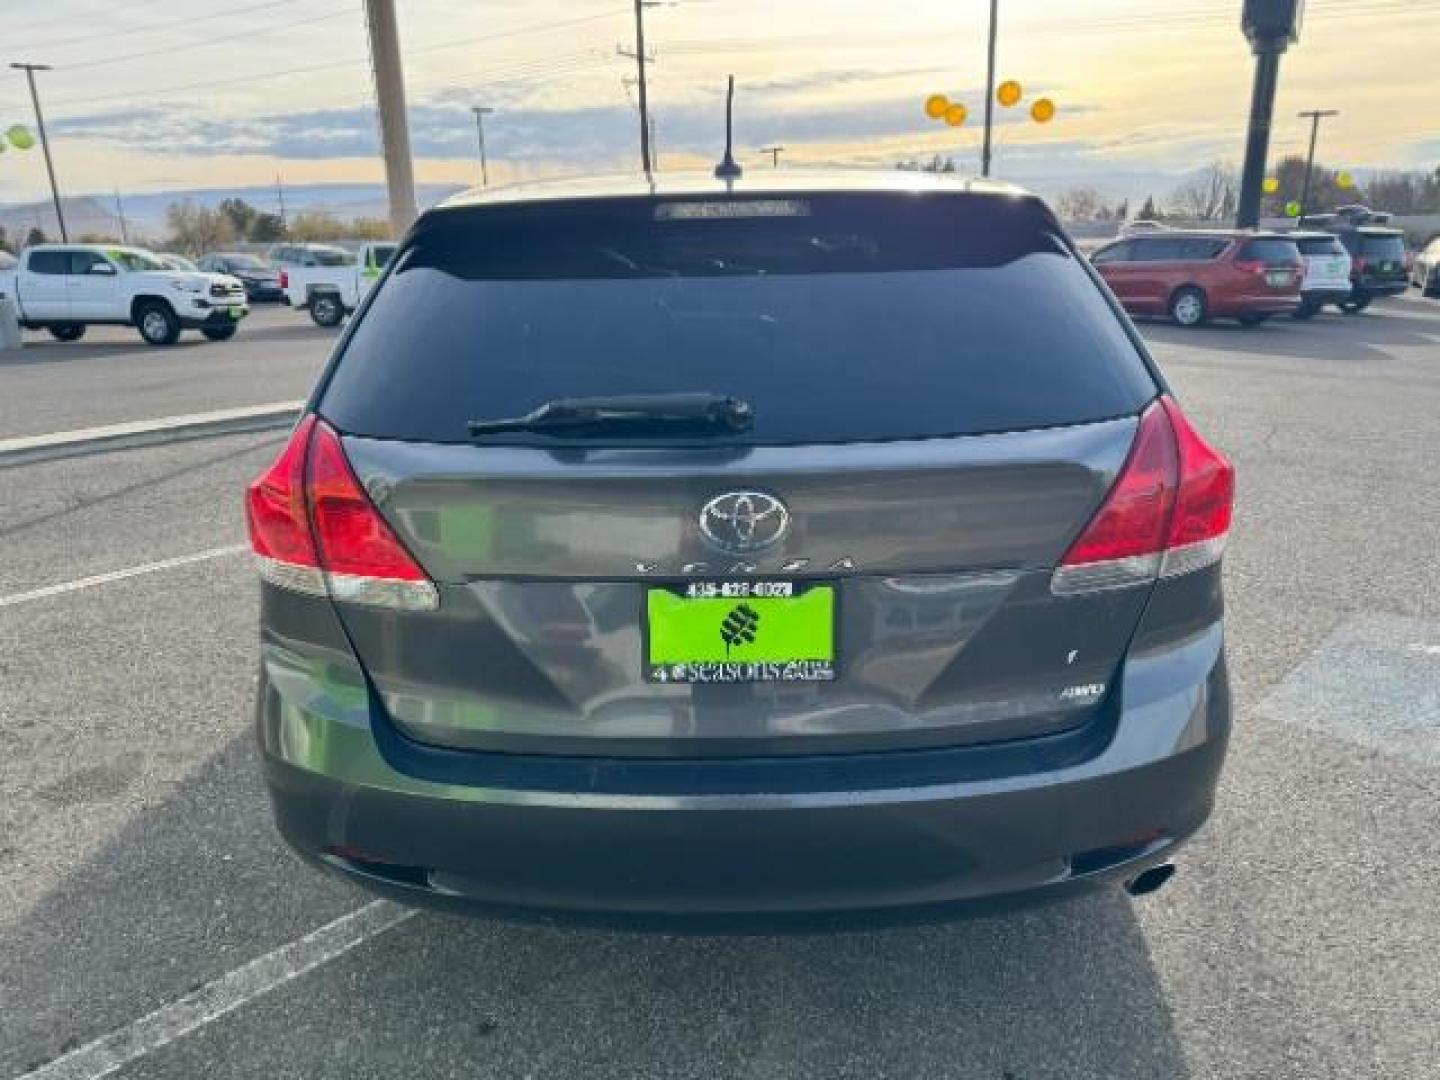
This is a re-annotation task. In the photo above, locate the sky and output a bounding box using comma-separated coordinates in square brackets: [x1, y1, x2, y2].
[0, 0, 1436, 208]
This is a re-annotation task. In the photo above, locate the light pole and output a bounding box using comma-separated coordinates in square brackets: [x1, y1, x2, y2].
[980, 0, 998, 177]
[1297, 108, 1338, 218]
[1235, 0, 1302, 228]
[10, 62, 67, 241]
[363, 0, 418, 236]
[471, 106, 494, 186]
[759, 144, 784, 168]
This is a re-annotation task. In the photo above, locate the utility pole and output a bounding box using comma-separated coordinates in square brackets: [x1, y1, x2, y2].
[470, 106, 494, 186]
[113, 187, 129, 245]
[759, 145, 784, 168]
[623, 0, 655, 173]
[11, 63, 67, 241]
[1236, 1, 1303, 228]
[363, 0, 418, 236]
[980, 0, 998, 178]
[276, 175, 288, 236]
[1296, 108, 1338, 218]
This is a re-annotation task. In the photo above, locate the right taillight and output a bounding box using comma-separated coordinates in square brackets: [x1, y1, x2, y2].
[1052, 396, 1233, 595]
[245, 415, 438, 610]
[278, 268, 289, 289]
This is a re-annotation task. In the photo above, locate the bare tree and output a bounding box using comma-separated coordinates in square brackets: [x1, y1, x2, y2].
[1169, 162, 1238, 221]
[1055, 187, 1106, 221]
[165, 200, 236, 255]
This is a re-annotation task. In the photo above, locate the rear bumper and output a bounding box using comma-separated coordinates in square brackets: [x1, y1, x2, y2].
[1214, 294, 1299, 315]
[259, 622, 1230, 929]
[1355, 280, 1408, 298]
[1301, 287, 1351, 305]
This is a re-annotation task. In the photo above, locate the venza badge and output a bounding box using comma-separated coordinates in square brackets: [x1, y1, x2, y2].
[698, 491, 790, 554]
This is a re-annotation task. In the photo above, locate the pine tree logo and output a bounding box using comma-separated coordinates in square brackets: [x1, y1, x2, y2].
[720, 603, 760, 655]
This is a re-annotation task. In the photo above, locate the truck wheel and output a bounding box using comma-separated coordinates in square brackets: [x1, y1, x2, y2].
[48, 323, 86, 342]
[136, 301, 181, 345]
[309, 293, 345, 328]
[202, 325, 238, 342]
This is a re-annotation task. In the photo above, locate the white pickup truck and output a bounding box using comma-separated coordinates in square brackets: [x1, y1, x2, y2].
[0, 244, 248, 345]
[280, 241, 397, 327]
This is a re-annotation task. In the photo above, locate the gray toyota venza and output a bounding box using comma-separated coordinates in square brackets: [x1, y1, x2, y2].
[248, 170, 1233, 929]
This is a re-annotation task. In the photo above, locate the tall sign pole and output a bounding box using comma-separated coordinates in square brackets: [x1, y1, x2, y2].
[11, 63, 67, 241]
[363, 0, 418, 236]
[1236, 0, 1302, 228]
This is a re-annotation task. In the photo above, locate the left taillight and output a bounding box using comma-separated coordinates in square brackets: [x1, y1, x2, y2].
[245, 416, 438, 610]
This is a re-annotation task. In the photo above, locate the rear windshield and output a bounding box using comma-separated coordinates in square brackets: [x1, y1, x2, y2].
[1360, 233, 1405, 258]
[1296, 236, 1346, 256]
[311, 247, 355, 267]
[1237, 238, 1301, 265]
[321, 194, 1156, 445]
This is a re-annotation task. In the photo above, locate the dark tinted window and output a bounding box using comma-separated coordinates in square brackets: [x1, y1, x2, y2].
[1360, 233, 1405, 258]
[1295, 236, 1346, 256]
[70, 250, 112, 274]
[28, 250, 69, 275]
[322, 195, 1155, 446]
[1089, 241, 1131, 265]
[1179, 238, 1228, 259]
[1131, 237, 1194, 261]
[1237, 238, 1301, 265]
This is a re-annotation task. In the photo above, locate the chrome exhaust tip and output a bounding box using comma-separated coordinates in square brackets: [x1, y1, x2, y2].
[1124, 862, 1176, 897]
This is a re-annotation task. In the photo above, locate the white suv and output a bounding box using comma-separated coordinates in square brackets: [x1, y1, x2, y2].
[1290, 232, 1353, 319]
[4, 244, 248, 345]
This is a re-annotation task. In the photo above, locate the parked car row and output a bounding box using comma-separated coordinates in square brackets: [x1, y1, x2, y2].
[1090, 211, 1425, 327]
[1, 243, 248, 345]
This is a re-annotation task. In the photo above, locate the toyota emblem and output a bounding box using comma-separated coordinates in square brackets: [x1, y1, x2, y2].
[698, 491, 790, 554]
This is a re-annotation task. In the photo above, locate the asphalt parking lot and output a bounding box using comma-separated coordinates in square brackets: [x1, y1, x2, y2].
[2, 296, 1438, 1078]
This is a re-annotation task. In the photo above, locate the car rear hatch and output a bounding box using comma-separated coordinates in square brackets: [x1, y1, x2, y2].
[294, 190, 1174, 758]
[1295, 235, 1350, 289]
[1234, 236, 1303, 292]
[1356, 230, 1408, 285]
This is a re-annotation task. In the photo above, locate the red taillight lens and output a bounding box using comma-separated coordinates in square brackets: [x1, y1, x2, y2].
[279, 268, 289, 289]
[1053, 396, 1232, 594]
[1353, 257, 1368, 274]
[306, 421, 428, 582]
[1060, 400, 1177, 567]
[245, 415, 437, 609]
[246, 414, 319, 568]
[1234, 258, 1264, 274]
[1162, 397, 1234, 550]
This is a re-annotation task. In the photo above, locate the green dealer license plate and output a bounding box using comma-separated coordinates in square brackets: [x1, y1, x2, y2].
[645, 581, 836, 683]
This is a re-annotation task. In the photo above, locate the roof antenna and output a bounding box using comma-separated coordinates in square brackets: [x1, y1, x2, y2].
[714, 74, 742, 182]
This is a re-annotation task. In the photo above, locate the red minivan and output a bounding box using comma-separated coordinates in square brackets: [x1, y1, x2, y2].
[1090, 231, 1303, 327]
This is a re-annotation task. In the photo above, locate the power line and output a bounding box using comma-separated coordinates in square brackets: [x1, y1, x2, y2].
[45, 8, 628, 112]
[12, 0, 304, 52]
[61, 6, 355, 72]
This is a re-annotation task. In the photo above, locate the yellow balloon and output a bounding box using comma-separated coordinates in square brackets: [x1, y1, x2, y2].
[944, 103, 968, 127]
[1262, 176, 1280, 194]
[1337, 171, 1354, 189]
[924, 94, 950, 120]
[7, 125, 36, 150]
[997, 80, 1022, 107]
[1030, 98, 1056, 123]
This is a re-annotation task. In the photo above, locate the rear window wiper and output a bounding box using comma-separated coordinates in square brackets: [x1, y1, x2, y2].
[467, 392, 754, 438]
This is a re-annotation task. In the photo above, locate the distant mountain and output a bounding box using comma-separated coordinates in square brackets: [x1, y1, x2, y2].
[0, 182, 467, 243]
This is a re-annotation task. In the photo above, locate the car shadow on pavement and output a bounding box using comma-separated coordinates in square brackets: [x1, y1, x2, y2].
[0, 321, 329, 366]
[1139, 300, 1439, 363]
[2, 733, 1191, 1080]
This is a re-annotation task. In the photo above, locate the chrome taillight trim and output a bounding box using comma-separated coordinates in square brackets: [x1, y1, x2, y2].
[256, 555, 327, 598]
[256, 556, 439, 611]
[1159, 533, 1227, 578]
[325, 571, 440, 611]
[1049, 553, 1162, 596]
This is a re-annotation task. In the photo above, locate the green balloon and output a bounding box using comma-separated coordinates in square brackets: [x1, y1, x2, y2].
[1285, 200, 1302, 218]
[7, 125, 36, 150]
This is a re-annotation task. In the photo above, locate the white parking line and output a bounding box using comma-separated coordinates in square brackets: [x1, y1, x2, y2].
[17, 900, 417, 1080]
[0, 545, 248, 609]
